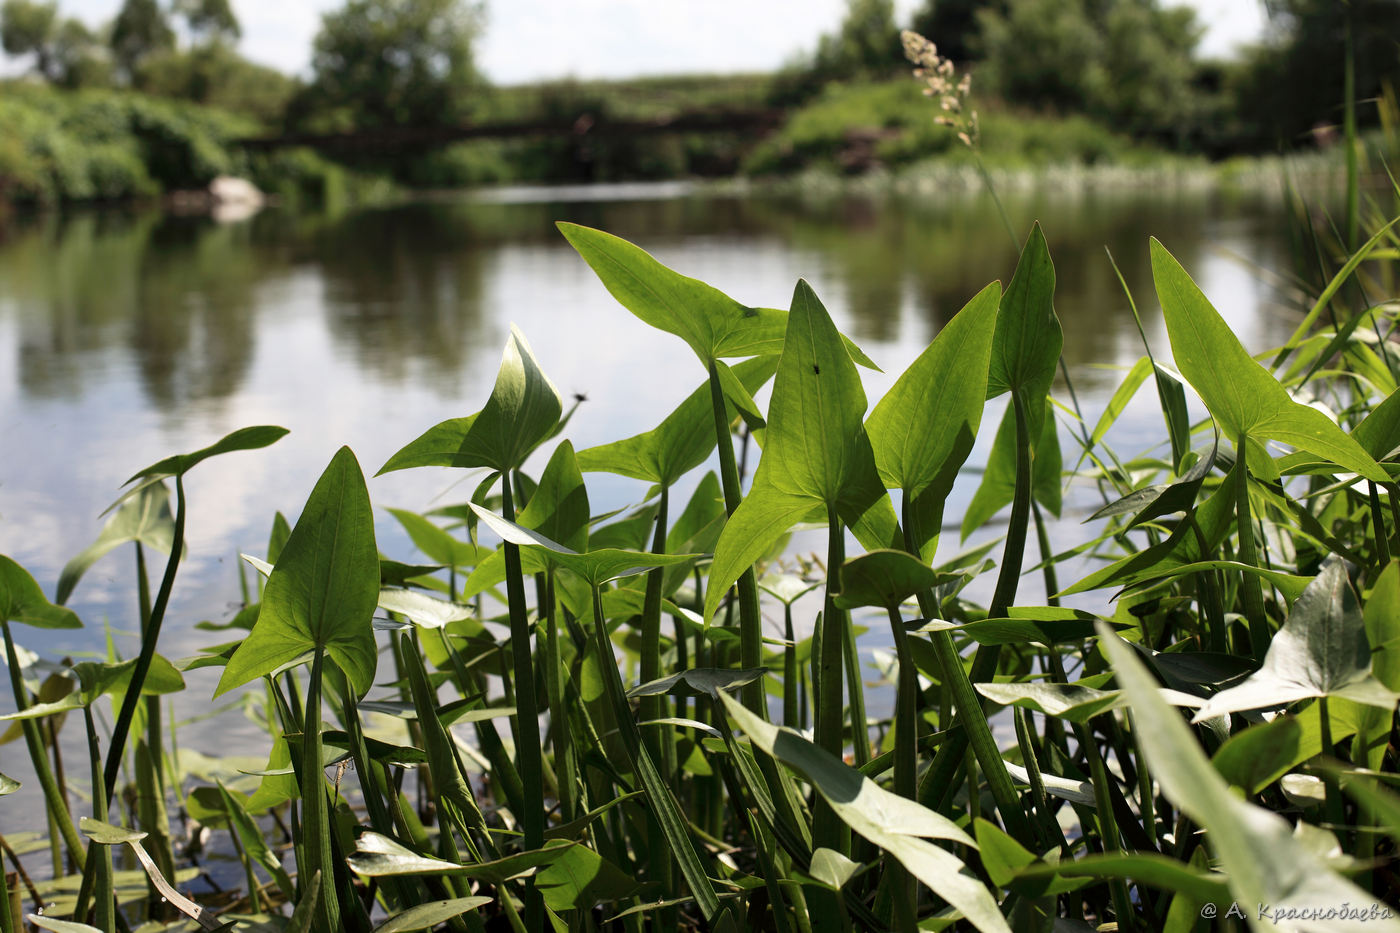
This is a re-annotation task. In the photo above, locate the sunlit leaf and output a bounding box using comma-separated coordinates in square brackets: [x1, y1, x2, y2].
[371, 897, 493, 933]
[579, 357, 777, 486]
[379, 326, 562, 474]
[1150, 239, 1387, 481]
[867, 281, 1000, 559]
[0, 556, 81, 629]
[217, 447, 379, 697]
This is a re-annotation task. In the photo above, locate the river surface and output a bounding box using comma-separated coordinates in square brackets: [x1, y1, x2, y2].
[0, 179, 1301, 833]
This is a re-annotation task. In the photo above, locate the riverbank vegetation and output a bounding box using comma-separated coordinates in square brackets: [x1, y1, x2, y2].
[3, 0, 1400, 205]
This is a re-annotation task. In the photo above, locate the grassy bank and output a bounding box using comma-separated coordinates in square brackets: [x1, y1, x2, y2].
[0, 73, 1338, 207]
[0, 81, 393, 208]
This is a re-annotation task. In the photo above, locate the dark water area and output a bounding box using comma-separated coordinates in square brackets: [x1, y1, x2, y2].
[0, 180, 1301, 832]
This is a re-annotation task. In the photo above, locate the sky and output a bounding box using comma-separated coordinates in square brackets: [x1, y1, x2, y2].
[45, 0, 1269, 86]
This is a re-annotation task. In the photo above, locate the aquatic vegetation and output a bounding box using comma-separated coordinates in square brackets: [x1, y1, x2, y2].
[3, 202, 1399, 933]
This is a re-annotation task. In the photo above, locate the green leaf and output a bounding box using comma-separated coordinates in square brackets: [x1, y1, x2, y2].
[702, 484, 815, 624]
[1365, 560, 1400, 692]
[757, 572, 822, 606]
[515, 441, 590, 553]
[1097, 621, 1400, 931]
[579, 356, 777, 486]
[867, 281, 1000, 559]
[377, 588, 472, 630]
[628, 667, 767, 699]
[385, 509, 487, 568]
[808, 848, 863, 891]
[704, 280, 898, 620]
[833, 550, 950, 609]
[1011, 853, 1232, 905]
[535, 841, 638, 911]
[962, 396, 1062, 540]
[1193, 556, 1400, 720]
[0, 655, 193, 721]
[217, 447, 379, 697]
[987, 224, 1062, 441]
[1150, 239, 1387, 481]
[0, 772, 19, 795]
[0, 556, 81, 629]
[80, 817, 146, 845]
[975, 682, 1125, 723]
[28, 918, 104, 933]
[125, 425, 289, 484]
[379, 326, 562, 474]
[720, 694, 1011, 933]
[1213, 701, 1366, 794]
[372, 898, 493, 933]
[57, 482, 179, 605]
[469, 504, 697, 586]
[557, 221, 788, 362]
[1088, 442, 1217, 532]
[917, 607, 1131, 646]
[347, 833, 573, 883]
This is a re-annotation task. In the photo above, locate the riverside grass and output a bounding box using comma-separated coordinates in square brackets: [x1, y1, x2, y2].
[3, 210, 1400, 933]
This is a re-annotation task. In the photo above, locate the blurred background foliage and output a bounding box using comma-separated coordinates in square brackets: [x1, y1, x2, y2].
[1, 0, 1398, 204]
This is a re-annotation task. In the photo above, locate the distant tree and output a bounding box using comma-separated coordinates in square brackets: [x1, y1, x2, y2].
[308, 0, 484, 128]
[1231, 0, 1400, 148]
[173, 0, 239, 44]
[2, 0, 110, 85]
[977, 0, 1202, 140]
[907, 0, 1007, 63]
[110, 0, 174, 78]
[2, 0, 58, 76]
[49, 16, 110, 86]
[811, 0, 903, 81]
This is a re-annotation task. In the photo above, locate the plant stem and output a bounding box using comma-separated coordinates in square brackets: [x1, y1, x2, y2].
[301, 650, 340, 933]
[1, 621, 85, 870]
[499, 478, 544, 932]
[1232, 439, 1271, 656]
[814, 505, 850, 856]
[708, 359, 765, 710]
[85, 707, 115, 933]
[105, 474, 186, 800]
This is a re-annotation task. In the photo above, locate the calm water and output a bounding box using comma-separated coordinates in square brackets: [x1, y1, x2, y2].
[0, 181, 1298, 828]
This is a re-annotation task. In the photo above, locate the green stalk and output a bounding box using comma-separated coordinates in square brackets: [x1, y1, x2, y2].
[1369, 482, 1392, 567]
[1232, 439, 1271, 656]
[884, 602, 918, 931]
[1, 621, 85, 870]
[1344, 13, 1359, 254]
[885, 604, 916, 801]
[814, 505, 851, 856]
[903, 424, 1035, 843]
[637, 486, 676, 930]
[541, 573, 576, 823]
[588, 583, 726, 925]
[105, 475, 186, 800]
[707, 359, 765, 710]
[85, 707, 115, 933]
[301, 650, 340, 933]
[783, 603, 799, 729]
[499, 478, 544, 933]
[1, 870, 15, 933]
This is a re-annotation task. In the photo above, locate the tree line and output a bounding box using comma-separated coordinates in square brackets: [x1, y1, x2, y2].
[3, 0, 1398, 158]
